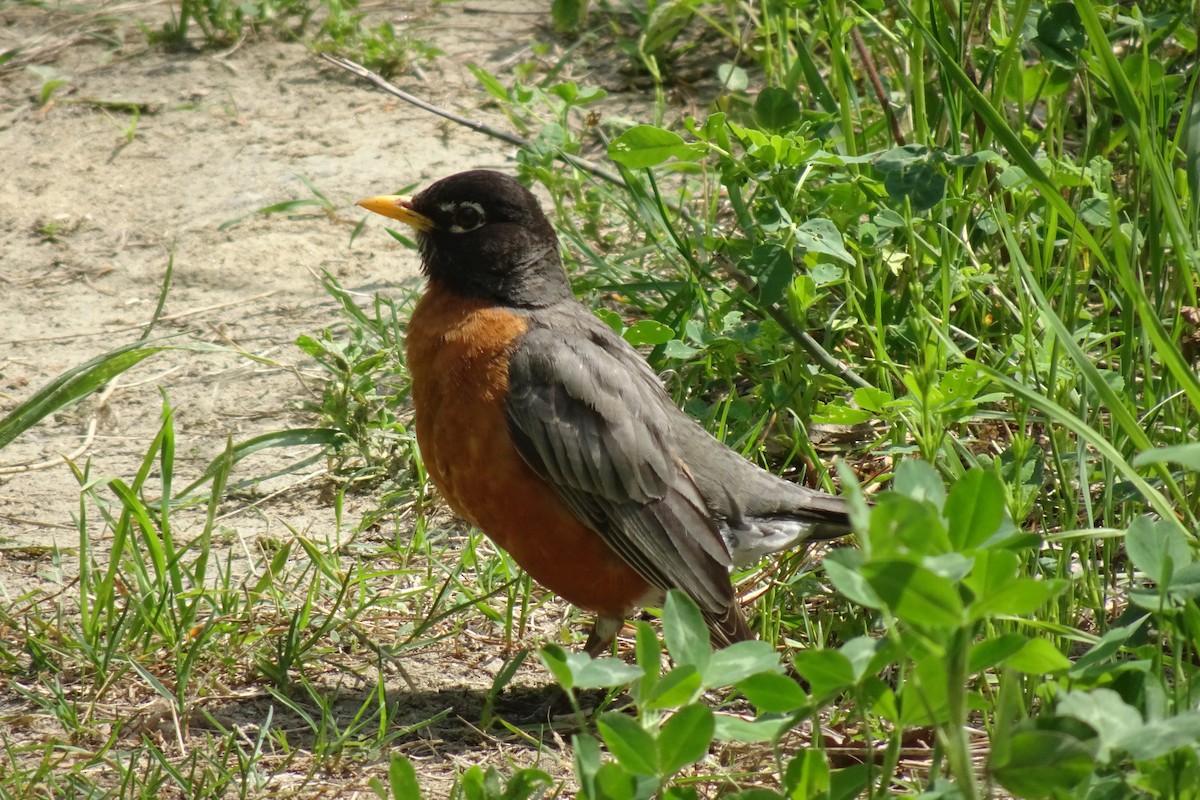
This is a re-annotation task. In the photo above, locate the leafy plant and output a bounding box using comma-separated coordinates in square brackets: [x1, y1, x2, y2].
[371, 461, 1200, 798]
[294, 271, 421, 495]
[317, 1, 442, 80]
[154, 0, 318, 47]
[27, 65, 68, 106]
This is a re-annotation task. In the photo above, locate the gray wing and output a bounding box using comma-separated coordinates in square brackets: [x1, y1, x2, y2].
[505, 323, 750, 645]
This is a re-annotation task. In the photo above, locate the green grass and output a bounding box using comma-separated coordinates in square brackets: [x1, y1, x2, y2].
[3, 0, 1200, 797]
[147, 0, 441, 78]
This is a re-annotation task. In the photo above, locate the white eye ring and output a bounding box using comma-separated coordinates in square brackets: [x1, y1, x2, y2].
[445, 201, 486, 233]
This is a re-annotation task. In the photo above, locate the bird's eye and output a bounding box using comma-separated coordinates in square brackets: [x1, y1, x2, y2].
[451, 202, 485, 232]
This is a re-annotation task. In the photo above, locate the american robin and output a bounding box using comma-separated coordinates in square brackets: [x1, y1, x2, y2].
[357, 170, 851, 655]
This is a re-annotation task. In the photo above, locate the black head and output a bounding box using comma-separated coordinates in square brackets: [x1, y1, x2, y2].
[358, 170, 574, 307]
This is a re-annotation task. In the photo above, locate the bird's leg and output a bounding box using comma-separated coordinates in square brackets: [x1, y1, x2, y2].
[583, 616, 626, 658]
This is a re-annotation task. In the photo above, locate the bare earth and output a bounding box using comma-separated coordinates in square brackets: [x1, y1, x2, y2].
[0, 1, 621, 794]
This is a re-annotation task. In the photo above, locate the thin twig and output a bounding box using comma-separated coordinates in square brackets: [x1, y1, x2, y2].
[318, 53, 626, 189]
[851, 27, 905, 147]
[717, 255, 870, 389]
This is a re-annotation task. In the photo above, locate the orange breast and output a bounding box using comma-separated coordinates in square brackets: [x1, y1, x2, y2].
[405, 285, 650, 618]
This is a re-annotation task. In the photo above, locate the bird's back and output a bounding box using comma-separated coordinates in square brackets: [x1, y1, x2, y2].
[535, 300, 853, 564]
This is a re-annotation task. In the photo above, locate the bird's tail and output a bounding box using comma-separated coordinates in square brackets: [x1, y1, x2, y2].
[721, 486, 852, 566]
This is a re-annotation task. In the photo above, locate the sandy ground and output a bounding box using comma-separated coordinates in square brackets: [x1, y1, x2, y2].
[1, 1, 612, 794]
[0, 1, 535, 544]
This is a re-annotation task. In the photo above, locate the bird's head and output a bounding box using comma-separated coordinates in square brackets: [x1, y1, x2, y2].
[358, 170, 573, 307]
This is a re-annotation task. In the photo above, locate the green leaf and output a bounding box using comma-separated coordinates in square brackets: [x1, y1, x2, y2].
[539, 646, 641, 690]
[1069, 619, 1146, 678]
[467, 64, 512, 103]
[823, 549, 882, 608]
[550, 0, 588, 33]
[1164, 563, 1200, 600]
[38, 77, 67, 105]
[874, 144, 930, 169]
[754, 87, 801, 130]
[897, 658, 951, 727]
[663, 590, 712, 671]
[459, 766, 492, 800]
[1188, 72, 1200, 223]
[812, 400, 875, 426]
[963, 548, 1019, 599]
[743, 243, 794, 306]
[944, 469, 1006, 551]
[875, 146, 946, 211]
[461, 765, 549, 800]
[860, 560, 965, 629]
[371, 753, 422, 800]
[1005, 638, 1071, 674]
[1132, 442, 1200, 471]
[1033, 3, 1086, 68]
[851, 386, 892, 413]
[1116, 712, 1200, 762]
[608, 125, 691, 168]
[539, 644, 576, 691]
[1078, 196, 1111, 227]
[594, 307, 623, 333]
[595, 762, 640, 800]
[712, 714, 792, 743]
[663, 339, 699, 359]
[990, 730, 1096, 798]
[829, 764, 872, 800]
[659, 704, 714, 775]
[501, 769, 552, 800]
[572, 657, 645, 689]
[738, 672, 809, 713]
[717, 63, 748, 92]
[868, 493, 951, 557]
[1057, 689, 1142, 762]
[795, 218, 854, 265]
[703, 640, 780, 687]
[968, 634, 1027, 673]
[809, 262, 843, 286]
[784, 750, 830, 797]
[883, 163, 945, 210]
[964, 549, 1068, 619]
[174, 427, 344, 501]
[623, 319, 674, 346]
[969, 577, 1068, 621]
[634, 621, 660, 700]
[596, 712, 658, 777]
[893, 459, 946, 508]
[573, 733, 603, 799]
[640, 0, 697, 54]
[840, 637, 889, 682]
[792, 648, 856, 700]
[644, 664, 703, 709]
[1126, 516, 1191, 584]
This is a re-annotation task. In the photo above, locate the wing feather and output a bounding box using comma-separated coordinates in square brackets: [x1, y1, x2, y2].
[505, 324, 747, 642]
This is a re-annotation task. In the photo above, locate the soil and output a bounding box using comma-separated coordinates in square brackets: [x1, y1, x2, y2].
[0, 2, 625, 795]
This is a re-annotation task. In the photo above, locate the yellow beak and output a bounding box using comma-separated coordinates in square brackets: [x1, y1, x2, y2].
[356, 195, 435, 232]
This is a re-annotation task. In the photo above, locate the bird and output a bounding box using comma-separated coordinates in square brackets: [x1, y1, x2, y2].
[356, 170, 852, 656]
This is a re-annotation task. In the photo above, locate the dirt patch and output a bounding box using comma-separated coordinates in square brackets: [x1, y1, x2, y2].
[1, 1, 533, 517]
